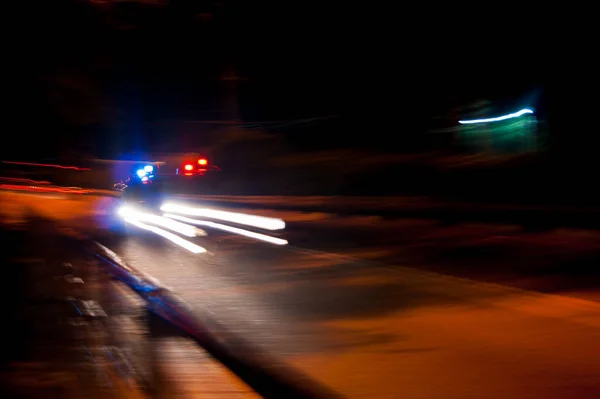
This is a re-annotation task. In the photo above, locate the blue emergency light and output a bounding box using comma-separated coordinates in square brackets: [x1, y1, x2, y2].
[136, 165, 155, 180]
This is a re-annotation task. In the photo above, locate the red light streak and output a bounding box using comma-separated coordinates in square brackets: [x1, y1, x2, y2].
[0, 184, 92, 194]
[2, 161, 91, 171]
[0, 177, 52, 185]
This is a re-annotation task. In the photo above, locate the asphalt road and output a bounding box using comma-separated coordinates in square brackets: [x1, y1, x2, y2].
[100, 202, 600, 398]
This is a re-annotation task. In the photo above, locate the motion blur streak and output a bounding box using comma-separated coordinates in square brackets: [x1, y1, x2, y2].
[0, 184, 93, 194]
[458, 108, 533, 124]
[117, 206, 201, 237]
[1, 160, 92, 170]
[160, 203, 286, 230]
[123, 217, 207, 254]
[0, 177, 52, 185]
[164, 214, 289, 245]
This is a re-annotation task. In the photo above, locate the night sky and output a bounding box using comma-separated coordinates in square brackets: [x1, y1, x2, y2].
[7, 1, 594, 161]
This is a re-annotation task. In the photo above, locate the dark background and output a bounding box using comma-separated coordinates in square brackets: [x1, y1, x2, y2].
[5, 1, 598, 199]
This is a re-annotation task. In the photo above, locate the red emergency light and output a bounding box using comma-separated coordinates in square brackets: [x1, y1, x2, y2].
[184, 164, 194, 171]
[198, 158, 208, 166]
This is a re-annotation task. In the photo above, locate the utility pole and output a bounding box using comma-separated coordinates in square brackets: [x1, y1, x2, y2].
[220, 63, 242, 124]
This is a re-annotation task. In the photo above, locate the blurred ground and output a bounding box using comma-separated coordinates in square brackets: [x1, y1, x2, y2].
[0, 217, 144, 398]
[3, 190, 600, 398]
[0, 192, 263, 398]
[111, 223, 600, 399]
[103, 196, 600, 398]
[164, 197, 600, 302]
[0, 191, 115, 228]
[284, 217, 600, 302]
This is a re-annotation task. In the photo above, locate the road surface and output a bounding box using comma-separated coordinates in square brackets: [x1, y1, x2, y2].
[95, 199, 600, 399]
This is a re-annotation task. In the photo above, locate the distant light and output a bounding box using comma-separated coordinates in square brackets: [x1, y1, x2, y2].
[459, 108, 534, 124]
[141, 176, 149, 182]
[198, 158, 208, 165]
[136, 169, 146, 178]
[144, 165, 154, 172]
[184, 164, 194, 171]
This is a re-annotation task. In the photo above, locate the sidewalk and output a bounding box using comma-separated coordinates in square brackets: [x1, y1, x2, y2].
[0, 191, 262, 398]
[0, 218, 145, 398]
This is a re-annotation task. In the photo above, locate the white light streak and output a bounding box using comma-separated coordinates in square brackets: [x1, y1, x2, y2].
[123, 218, 206, 254]
[458, 108, 533, 124]
[164, 214, 288, 245]
[118, 206, 201, 237]
[160, 203, 285, 231]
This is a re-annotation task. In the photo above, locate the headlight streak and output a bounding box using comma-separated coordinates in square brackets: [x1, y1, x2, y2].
[160, 203, 285, 231]
[118, 206, 200, 237]
[117, 203, 289, 253]
[163, 214, 288, 246]
[117, 206, 207, 254]
[123, 217, 207, 254]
